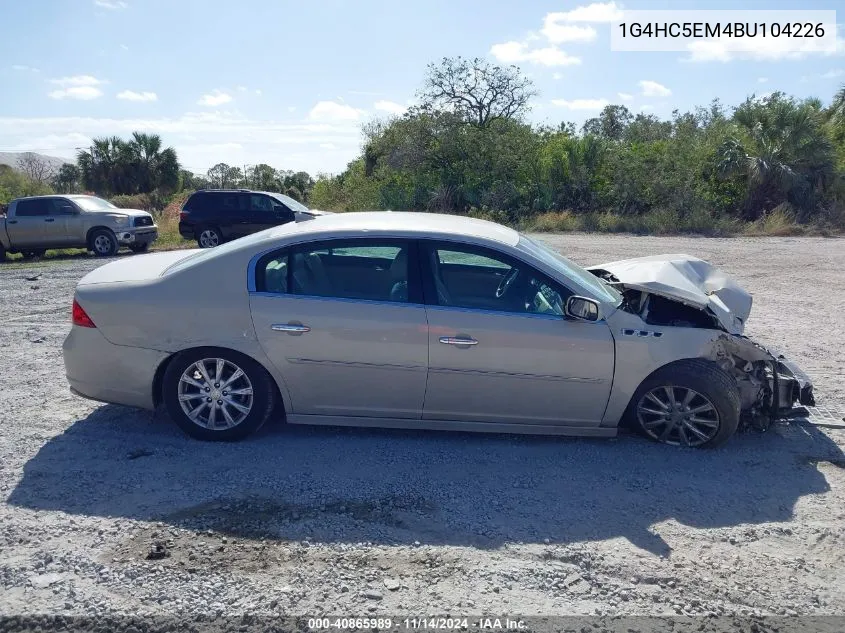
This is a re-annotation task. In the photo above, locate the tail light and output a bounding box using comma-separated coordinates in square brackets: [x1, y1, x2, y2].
[72, 299, 96, 328]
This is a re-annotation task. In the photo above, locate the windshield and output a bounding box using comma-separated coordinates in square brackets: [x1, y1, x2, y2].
[71, 196, 118, 212]
[269, 193, 309, 214]
[517, 234, 622, 306]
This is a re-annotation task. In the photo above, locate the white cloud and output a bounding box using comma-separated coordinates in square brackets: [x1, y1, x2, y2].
[0, 110, 365, 175]
[541, 20, 596, 44]
[374, 100, 407, 115]
[617, 92, 634, 101]
[639, 80, 671, 97]
[94, 0, 128, 8]
[640, 104, 654, 112]
[287, 106, 297, 113]
[117, 90, 157, 102]
[120, 44, 129, 51]
[685, 33, 844, 62]
[821, 69, 844, 79]
[50, 75, 104, 87]
[308, 101, 364, 121]
[320, 143, 337, 150]
[490, 41, 581, 66]
[197, 90, 233, 107]
[48, 86, 103, 100]
[758, 77, 768, 83]
[552, 73, 563, 80]
[12, 64, 39, 73]
[255, 89, 262, 96]
[48, 77, 105, 100]
[551, 98, 609, 110]
[236, 86, 247, 92]
[546, 2, 622, 23]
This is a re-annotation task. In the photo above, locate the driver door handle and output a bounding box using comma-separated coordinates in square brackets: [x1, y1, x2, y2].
[271, 323, 311, 334]
[439, 336, 478, 346]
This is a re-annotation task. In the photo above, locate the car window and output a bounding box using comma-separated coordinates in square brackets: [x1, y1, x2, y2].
[220, 194, 244, 212]
[183, 192, 209, 212]
[48, 199, 74, 215]
[437, 249, 510, 269]
[256, 240, 410, 303]
[15, 199, 51, 216]
[426, 242, 570, 316]
[250, 195, 274, 212]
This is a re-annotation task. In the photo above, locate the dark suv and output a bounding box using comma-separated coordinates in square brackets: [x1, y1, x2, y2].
[179, 189, 313, 248]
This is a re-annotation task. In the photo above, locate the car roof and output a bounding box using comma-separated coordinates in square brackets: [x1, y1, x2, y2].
[266, 211, 520, 247]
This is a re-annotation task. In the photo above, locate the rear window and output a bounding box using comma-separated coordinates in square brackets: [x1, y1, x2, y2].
[183, 192, 211, 212]
[15, 198, 51, 216]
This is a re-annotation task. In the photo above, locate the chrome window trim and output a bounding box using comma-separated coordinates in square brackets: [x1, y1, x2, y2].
[248, 291, 601, 322]
[248, 291, 425, 308]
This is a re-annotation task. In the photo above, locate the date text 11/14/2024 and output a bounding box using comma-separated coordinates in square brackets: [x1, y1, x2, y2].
[307, 617, 528, 630]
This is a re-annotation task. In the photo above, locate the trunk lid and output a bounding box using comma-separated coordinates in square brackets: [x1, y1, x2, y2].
[586, 254, 752, 334]
[78, 249, 200, 286]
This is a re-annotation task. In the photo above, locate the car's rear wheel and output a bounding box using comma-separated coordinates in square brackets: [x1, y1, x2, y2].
[197, 226, 222, 248]
[90, 229, 118, 256]
[626, 359, 740, 448]
[162, 348, 275, 441]
[129, 242, 149, 253]
[0, 243, 6, 262]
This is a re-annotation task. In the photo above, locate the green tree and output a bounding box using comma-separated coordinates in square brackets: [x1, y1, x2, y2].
[52, 163, 82, 193]
[419, 56, 537, 128]
[717, 93, 835, 220]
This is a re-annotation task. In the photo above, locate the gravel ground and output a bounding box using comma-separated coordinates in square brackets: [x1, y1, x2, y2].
[1, 235, 844, 621]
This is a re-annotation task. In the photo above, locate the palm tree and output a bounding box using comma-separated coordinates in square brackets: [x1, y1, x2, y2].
[717, 93, 835, 221]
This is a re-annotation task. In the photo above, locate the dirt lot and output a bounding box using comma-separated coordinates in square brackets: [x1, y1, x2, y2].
[1, 234, 844, 620]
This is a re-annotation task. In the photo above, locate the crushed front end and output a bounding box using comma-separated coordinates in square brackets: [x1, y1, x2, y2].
[705, 335, 815, 430]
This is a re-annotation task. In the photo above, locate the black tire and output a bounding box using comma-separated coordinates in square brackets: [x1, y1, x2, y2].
[196, 226, 223, 248]
[129, 242, 150, 253]
[0, 243, 6, 262]
[162, 347, 275, 441]
[625, 359, 740, 449]
[21, 249, 46, 259]
[89, 229, 118, 257]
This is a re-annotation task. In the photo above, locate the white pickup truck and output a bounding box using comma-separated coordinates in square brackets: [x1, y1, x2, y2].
[0, 194, 158, 261]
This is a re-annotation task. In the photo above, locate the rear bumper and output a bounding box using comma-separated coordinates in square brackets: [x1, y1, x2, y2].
[178, 222, 194, 239]
[63, 325, 169, 410]
[117, 227, 158, 246]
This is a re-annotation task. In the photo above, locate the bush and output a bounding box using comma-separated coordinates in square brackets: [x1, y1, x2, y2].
[524, 210, 581, 232]
[743, 204, 802, 236]
[110, 193, 153, 211]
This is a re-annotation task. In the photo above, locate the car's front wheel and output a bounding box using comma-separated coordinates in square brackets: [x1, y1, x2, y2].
[90, 229, 118, 256]
[197, 226, 223, 248]
[162, 348, 275, 441]
[626, 359, 740, 448]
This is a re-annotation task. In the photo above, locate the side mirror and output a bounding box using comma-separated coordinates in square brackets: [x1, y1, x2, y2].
[565, 296, 600, 322]
[60, 205, 77, 215]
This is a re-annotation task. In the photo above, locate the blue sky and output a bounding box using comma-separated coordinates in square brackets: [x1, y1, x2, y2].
[0, 0, 842, 176]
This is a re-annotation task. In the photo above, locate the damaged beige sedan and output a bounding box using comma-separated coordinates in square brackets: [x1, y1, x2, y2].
[63, 212, 814, 447]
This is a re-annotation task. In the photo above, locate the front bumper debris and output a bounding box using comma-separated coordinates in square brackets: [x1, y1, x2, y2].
[117, 228, 158, 246]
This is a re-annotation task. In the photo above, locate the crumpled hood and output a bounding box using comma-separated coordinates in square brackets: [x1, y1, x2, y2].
[586, 254, 752, 334]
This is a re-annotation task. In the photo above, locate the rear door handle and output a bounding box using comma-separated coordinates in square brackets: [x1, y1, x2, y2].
[271, 323, 311, 334]
[45, 218, 55, 222]
[439, 336, 478, 346]
[7, 220, 17, 224]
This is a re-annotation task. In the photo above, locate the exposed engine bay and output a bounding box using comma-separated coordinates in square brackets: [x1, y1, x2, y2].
[588, 261, 816, 431]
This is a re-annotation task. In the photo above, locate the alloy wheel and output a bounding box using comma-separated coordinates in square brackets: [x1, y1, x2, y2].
[199, 230, 219, 248]
[177, 358, 254, 430]
[636, 386, 721, 447]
